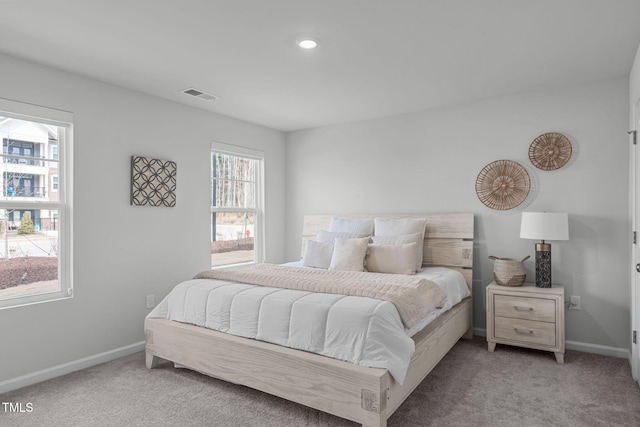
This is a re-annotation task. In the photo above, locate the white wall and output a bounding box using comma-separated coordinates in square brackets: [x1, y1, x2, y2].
[0, 53, 286, 384]
[632, 43, 640, 113]
[286, 77, 630, 351]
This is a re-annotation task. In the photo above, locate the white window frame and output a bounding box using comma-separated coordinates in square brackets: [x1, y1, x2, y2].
[0, 98, 73, 310]
[210, 141, 265, 267]
[52, 174, 59, 192]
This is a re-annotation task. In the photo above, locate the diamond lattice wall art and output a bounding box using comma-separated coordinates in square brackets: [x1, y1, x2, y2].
[130, 156, 177, 207]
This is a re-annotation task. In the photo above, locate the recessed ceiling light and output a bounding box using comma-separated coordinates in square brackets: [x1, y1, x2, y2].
[297, 38, 318, 49]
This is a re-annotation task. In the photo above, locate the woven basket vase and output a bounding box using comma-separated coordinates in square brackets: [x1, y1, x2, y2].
[489, 255, 530, 287]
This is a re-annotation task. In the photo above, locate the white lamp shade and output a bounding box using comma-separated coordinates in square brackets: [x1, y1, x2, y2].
[520, 212, 569, 241]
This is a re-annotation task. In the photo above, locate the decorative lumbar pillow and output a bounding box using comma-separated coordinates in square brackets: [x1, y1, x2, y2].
[373, 218, 427, 271]
[316, 230, 370, 244]
[370, 232, 423, 271]
[328, 237, 370, 271]
[329, 217, 375, 235]
[366, 243, 417, 275]
[302, 240, 334, 269]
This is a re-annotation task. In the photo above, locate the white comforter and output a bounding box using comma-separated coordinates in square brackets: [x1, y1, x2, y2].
[147, 265, 469, 384]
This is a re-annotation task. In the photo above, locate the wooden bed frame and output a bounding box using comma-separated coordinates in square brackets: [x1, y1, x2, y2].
[145, 213, 474, 427]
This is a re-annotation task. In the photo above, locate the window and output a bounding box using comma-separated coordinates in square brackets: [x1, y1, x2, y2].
[0, 98, 72, 309]
[211, 142, 264, 268]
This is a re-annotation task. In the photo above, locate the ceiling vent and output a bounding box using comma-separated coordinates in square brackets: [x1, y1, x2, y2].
[180, 88, 220, 101]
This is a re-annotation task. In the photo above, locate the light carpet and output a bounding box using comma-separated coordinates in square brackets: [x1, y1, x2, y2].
[1, 336, 639, 426]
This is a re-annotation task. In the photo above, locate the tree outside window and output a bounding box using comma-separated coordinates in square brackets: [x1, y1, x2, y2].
[210, 144, 264, 267]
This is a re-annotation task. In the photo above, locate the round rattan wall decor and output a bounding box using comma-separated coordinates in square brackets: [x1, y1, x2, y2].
[475, 160, 531, 210]
[528, 132, 572, 170]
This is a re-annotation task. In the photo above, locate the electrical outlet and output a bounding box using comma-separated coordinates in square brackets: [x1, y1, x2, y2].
[146, 294, 155, 309]
[570, 295, 581, 310]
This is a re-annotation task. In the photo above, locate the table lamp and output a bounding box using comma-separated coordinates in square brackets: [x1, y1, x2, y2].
[520, 212, 569, 288]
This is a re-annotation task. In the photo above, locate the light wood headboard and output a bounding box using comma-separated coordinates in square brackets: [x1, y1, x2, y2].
[301, 213, 474, 289]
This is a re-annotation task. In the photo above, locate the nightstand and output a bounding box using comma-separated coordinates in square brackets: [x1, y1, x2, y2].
[486, 281, 565, 363]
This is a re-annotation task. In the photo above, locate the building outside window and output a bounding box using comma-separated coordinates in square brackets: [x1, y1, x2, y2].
[0, 99, 72, 309]
[210, 142, 264, 268]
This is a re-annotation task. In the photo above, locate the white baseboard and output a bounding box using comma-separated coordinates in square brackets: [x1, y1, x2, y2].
[473, 328, 629, 359]
[0, 341, 145, 395]
[564, 340, 630, 359]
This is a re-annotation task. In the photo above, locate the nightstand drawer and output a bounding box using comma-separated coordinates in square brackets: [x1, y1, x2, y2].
[494, 317, 556, 347]
[494, 295, 556, 322]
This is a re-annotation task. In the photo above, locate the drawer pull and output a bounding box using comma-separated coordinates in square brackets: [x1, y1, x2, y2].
[514, 328, 534, 335]
[514, 306, 533, 312]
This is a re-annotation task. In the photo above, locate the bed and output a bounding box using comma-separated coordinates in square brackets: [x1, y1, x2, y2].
[145, 213, 474, 427]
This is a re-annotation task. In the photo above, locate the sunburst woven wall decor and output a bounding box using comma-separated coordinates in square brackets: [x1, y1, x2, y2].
[528, 132, 572, 171]
[131, 156, 177, 207]
[475, 160, 531, 210]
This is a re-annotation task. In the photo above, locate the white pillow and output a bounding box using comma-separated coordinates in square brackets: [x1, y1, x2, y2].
[366, 243, 417, 275]
[370, 232, 423, 271]
[329, 217, 374, 235]
[374, 218, 427, 271]
[302, 240, 333, 269]
[316, 230, 369, 244]
[328, 237, 369, 272]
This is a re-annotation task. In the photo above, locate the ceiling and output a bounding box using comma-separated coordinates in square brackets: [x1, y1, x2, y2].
[2, 1, 640, 132]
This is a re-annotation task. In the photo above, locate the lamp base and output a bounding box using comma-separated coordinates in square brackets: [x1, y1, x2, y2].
[535, 242, 552, 288]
